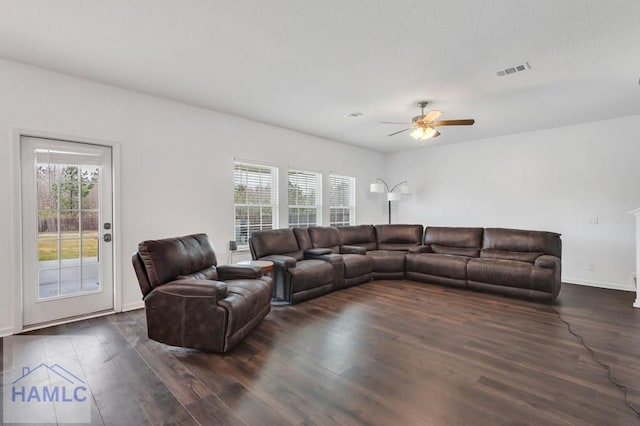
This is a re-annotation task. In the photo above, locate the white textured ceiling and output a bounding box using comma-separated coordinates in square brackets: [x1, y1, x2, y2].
[1, 1, 640, 152]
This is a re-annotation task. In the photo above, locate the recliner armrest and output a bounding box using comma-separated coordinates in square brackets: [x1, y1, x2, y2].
[217, 264, 263, 280]
[155, 279, 228, 300]
[305, 251, 344, 266]
[306, 248, 333, 256]
[340, 245, 366, 255]
[535, 255, 560, 270]
[260, 255, 297, 269]
[408, 245, 432, 254]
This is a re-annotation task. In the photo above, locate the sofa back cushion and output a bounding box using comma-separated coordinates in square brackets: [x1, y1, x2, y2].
[137, 233, 218, 290]
[308, 226, 341, 252]
[375, 224, 423, 251]
[337, 225, 378, 250]
[425, 227, 483, 257]
[250, 228, 304, 260]
[482, 228, 562, 258]
[293, 227, 312, 251]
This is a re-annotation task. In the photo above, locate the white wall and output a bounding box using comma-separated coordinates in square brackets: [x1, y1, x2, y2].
[0, 58, 386, 334]
[387, 114, 640, 291]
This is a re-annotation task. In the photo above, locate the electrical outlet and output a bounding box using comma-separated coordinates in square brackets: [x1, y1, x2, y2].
[587, 263, 595, 271]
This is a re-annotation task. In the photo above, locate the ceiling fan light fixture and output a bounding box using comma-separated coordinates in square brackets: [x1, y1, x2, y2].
[410, 127, 424, 140]
[422, 126, 437, 140]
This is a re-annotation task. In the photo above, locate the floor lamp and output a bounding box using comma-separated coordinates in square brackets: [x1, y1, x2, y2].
[370, 178, 410, 224]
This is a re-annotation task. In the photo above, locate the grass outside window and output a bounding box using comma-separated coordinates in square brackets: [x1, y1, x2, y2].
[38, 232, 99, 261]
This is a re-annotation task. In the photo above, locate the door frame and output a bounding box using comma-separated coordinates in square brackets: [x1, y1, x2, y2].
[11, 127, 122, 333]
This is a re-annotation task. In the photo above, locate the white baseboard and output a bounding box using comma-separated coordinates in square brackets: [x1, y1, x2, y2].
[121, 301, 144, 312]
[0, 326, 15, 338]
[563, 277, 635, 292]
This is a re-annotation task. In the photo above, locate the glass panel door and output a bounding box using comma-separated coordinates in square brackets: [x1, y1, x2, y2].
[21, 137, 114, 327]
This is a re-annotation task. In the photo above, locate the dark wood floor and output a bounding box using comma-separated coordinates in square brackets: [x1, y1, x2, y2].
[2, 281, 640, 425]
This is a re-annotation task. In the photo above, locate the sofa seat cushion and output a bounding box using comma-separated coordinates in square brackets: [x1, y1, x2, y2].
[406, 253, 470, 280]
[366, 250, 406, 273]
[218, 277, 273, 337]
[288, 259, 335, 291]
[480, 249, 542, 263]
[467, 258, 553, 292]
[342, 254, 374, 278]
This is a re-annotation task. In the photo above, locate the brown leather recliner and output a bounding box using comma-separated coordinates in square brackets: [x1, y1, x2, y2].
[249, 228, 337, 304]
[406, 227, 562, 301]
[405, 227, 484, 288]
[132, 233, 273, 352]
[307, 226, 374, 288]
[336, 224, 424, 279]
[467, 228, 562, 300]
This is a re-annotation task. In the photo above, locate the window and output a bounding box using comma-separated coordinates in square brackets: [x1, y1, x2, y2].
[234, 161, 278, 248]
[288, 169, 321, 228]
[329, 175, 356, 227]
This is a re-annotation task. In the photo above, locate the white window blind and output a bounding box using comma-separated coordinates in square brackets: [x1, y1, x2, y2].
[234, 161, 279, 248]
[329, 175, 356, 227]
[288, 169, 321, 228]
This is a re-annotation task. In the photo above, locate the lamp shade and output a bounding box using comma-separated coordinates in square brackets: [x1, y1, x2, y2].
[387, 192, 402, 201]
[370, 183, 385, 193]
[399, 184, 411, 194]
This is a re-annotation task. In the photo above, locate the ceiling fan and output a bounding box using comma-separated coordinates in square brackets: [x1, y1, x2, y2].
[381, 101, 475, 141]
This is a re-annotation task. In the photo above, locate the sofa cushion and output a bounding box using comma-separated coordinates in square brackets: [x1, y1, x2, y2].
[366, 250, 407, 273]
[177, 265, 219, 281]
[338, 225, 378, 251]
[483, 228, 561, 258]
[138, 233, 217, 288]
[250, 228, 304, 261]
[308, 226, 341, 252]
[405, 253, 470, 280]
[425, 226, 483, 246]
[431, 244, 480, 257]
[218, 278, 273, 337]
[467, 258, 554, 292]
[342, 253, 374, 278]
[375, 224, 423, 251]
[293, 228, 313, 251]
[480, 249, 543, 263]
[288, 259, 335, 291]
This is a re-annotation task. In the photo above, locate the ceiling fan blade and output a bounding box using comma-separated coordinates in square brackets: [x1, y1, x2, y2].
[433, 119, 475, 126]
[387, 128, 412, 136]
[424, 110, 443, 122]
[379, 121, 410, 124]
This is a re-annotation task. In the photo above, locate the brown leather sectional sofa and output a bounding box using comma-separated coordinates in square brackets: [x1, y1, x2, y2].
[250, 225, 562, 304]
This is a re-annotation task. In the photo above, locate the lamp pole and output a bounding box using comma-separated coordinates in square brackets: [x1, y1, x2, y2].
[371, 178, 408, 224]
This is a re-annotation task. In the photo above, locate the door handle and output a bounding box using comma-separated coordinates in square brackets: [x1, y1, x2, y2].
[95, 233, 112, 263]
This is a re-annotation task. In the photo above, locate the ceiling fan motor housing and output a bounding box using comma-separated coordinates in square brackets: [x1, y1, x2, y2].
[412, 115, 427, 125]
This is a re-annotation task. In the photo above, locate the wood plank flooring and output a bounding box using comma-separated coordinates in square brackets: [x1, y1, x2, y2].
[2, 281, 640, 425]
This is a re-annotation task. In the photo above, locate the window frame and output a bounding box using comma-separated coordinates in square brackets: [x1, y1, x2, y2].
[287, 169, 322, 228]
[329, 174, 356, 227]
[233, 161, 279, 249]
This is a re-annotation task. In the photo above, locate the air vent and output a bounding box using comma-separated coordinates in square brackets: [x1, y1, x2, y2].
[344, 112, 363, 118]
[496, 62, 531, 77]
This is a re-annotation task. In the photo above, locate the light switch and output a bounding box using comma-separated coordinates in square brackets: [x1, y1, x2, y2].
[587, 216, 599, 224]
